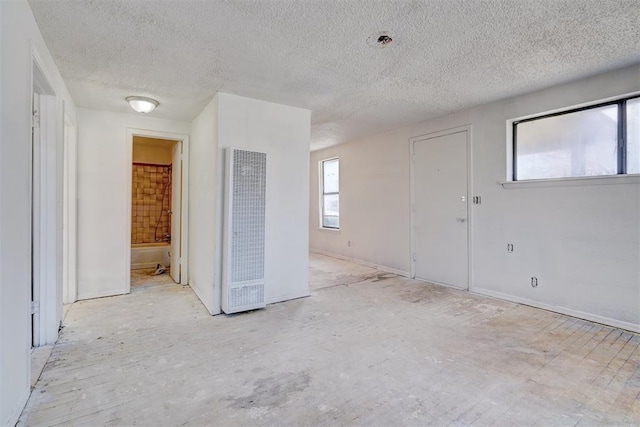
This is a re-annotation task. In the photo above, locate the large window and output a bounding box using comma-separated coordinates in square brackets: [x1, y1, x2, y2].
[321, 158, 339, 229]
[513, 95, 639, 180]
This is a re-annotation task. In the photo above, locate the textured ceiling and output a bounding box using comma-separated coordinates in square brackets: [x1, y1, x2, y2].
[29, 0, 640, 150]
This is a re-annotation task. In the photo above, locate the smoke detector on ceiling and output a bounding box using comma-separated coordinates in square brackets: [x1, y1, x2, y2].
[367, 31, 394, 49]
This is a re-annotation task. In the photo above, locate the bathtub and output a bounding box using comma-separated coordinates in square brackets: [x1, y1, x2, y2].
[131, 242, 171, 270]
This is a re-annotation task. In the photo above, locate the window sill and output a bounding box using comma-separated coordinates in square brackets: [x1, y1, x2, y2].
[500, 174, 640, 189]
[319, 227, 340, 232]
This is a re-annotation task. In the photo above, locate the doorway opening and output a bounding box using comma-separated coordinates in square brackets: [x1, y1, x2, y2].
[126, 131, 189, 293]
[31, 58, 59, 349]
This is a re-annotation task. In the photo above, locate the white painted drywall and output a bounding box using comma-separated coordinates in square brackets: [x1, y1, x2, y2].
[311, 64, 640, 331]
[310, 127, 413, 276]
[215, 93, 311, 306]
[76, 109, 189, 300]
[0, 1, 76, 424]
[188, 96, 219, 314]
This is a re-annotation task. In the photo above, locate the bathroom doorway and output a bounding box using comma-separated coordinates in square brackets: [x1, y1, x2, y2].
[126, 130, 189, 292]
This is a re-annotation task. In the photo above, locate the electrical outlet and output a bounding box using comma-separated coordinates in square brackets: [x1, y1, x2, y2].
[507, 243, 514, 253]
[531, 277, 538, 288]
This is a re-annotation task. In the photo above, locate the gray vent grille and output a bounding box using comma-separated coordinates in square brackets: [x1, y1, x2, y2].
[230, 284, 265, 309]
[222, 148, 267, 314]
[231, 150, 266, 283]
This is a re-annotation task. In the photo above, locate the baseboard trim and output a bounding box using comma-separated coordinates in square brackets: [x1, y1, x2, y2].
[473, 288, 640, 333]
[310, 249, 410, 278]
[8, 388, 29, 427]
[310, 249, 639, 333]
[188, 280, 217, 316]
[77, 289, 128, 301]
[267, 291, 311, 305]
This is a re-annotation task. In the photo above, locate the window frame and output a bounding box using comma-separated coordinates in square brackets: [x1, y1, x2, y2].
[319, 157, 340, 230]
[511, 93, 640, 182]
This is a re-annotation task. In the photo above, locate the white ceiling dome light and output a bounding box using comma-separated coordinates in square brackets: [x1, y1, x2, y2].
[126, 96, 159, 113]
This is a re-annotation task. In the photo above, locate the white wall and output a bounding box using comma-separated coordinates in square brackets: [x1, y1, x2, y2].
[188, 96, 219, 314]
[216, 93, 311, 307]
[76, 109, 189, 300]
[311, 64, 640, 331]
[310, 127, 413, 275]
[0, 1, 77, 424]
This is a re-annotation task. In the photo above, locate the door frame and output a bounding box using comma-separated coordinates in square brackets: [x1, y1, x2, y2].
[125, 129, 190, 292]
[62, 106, 78, 304]
[31, 50, 60, 347]
[409, 125, 473, 291]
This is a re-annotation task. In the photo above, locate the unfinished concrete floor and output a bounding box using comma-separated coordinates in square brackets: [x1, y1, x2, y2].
[20, 254, 640, 425]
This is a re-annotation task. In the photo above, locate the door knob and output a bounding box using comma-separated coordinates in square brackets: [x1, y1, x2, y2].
[456, 217, 467, 223]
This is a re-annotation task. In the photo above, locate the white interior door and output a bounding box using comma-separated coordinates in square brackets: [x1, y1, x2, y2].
[413, 131, 469, 289]
[170, 142, 182, 283]
[31, 92, 59, 345]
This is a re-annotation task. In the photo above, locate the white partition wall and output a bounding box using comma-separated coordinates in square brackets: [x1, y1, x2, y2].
[216, 93, 311, 307]
[189, 93, 311, 314]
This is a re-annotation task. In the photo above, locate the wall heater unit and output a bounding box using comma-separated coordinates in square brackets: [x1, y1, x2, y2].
[221, 148, 267, 314]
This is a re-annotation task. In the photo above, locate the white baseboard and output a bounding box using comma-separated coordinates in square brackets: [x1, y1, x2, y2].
[267, 291, 311, 305]
[473, 288, 640, 334]
[211, 292, 310, 315]
[310, 249, 410, 278]
[310, 249, 639, 333]
[7, 388, 29, 427]
[188, 280, 218, 316]
[77, 289, 128, 301]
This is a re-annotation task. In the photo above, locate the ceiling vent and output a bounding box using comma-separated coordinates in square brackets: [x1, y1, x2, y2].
[367, 31, 394, 49]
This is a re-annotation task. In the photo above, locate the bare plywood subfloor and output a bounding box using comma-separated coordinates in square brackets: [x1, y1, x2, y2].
[20, 254, 640, 425]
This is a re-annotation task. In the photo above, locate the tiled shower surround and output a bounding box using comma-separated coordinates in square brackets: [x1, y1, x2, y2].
[132, 163, 172, 244]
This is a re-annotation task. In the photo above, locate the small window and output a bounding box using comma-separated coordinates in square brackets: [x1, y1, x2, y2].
[513, 96, 639, 180]
[321, 158, 339, 229]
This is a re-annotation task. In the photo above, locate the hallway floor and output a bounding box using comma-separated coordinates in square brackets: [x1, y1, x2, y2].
[20, 254, 640, 425]
[130, 267, 176, 291]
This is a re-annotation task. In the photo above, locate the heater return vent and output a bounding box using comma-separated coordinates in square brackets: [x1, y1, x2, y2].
[222, 148, 267, 314]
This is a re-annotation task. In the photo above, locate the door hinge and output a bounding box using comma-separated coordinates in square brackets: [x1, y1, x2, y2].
[31, 301, 40, 315]
[32, 110, 40, 129]
[412, 253, 416, 262]
[412, 203, 415, 212]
